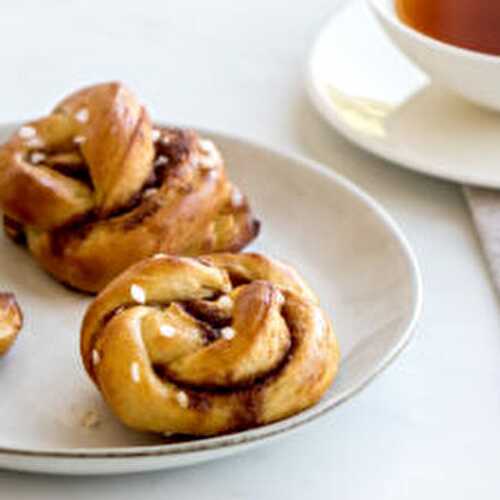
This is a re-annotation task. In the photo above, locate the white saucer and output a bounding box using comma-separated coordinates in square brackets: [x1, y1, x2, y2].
[0, 124, 421, 475]
[307, 0, 500, 188]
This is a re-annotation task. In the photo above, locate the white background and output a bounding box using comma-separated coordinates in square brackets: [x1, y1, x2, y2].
[1, 0, 499, 498]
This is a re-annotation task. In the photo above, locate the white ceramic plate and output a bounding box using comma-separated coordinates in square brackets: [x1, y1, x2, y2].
[0, 124, 422, 475]
[307, 0, 500, 188]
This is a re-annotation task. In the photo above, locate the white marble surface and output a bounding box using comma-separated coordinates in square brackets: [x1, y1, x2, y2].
[1, 0, 499, 498]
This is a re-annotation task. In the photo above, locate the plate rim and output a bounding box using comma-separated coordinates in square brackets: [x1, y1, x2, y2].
[305, 1, 500, 189]
[0, 124, 423, 461]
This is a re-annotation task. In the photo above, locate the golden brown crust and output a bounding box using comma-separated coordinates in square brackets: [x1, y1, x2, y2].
[0, 83, 259, 292]
[0, 292, 23, 356]
[0, 82, 154, 229]
[80, 253, 339, 436]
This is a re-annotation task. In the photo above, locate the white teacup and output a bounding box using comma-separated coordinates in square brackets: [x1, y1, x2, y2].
[369, 0, 500, 111]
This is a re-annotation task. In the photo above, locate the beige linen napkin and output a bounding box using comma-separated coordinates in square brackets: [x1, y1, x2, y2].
[464, 186, 500, 296]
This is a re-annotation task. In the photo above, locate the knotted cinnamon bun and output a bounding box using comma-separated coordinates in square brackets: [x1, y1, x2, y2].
[80, 253, 339, 436]
[0, 292, 23, 356]
[0, 82, 258, 292]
